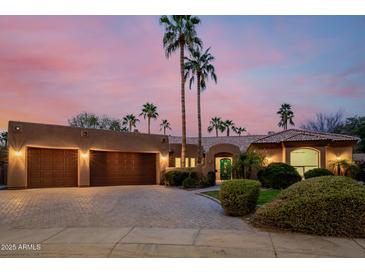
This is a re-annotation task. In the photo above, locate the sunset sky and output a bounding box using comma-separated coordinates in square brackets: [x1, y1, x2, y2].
[1, 16, 365, 136]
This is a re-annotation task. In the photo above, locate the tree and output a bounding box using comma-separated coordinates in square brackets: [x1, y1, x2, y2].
[334, 115, 365, 153]
[0, 131, 8, 148]
[68, 112, 126, 131]
[222, 120, 235, 136]
[122, 114, 140, 132]
[140, 103, 159, 134]
[232, 151, 265, 179]
[160, 119, 172, 135]
[207, 117, 224, 137]
[233, 126, 246, 136]
[277, 103, 295, 130]
[301, 110, 344, 133]
[160, 15, 202, 168]
[68, 112, 99, 128]
[185, 46, 217, 163]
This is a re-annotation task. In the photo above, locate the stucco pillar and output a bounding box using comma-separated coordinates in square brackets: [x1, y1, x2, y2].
[7, 146, 27, 188]
[78, 149, 90, 187]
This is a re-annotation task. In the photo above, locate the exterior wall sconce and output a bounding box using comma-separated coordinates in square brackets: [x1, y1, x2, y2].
[160, 154, 168, 162]
[80, 152, 89, 159]
[15, 151, 22, 157]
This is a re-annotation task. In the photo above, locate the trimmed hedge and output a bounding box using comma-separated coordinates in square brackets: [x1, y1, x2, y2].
[164, 170, 199, 186]
[200, 171, 216, 188]
[259, 162, 301, 189]
[182, 177, 199, 188]
[164, 170, 188, 186]
[304, 168, 334, 179]
[220, 179, 261, 216]
[253, 176, 365, 237]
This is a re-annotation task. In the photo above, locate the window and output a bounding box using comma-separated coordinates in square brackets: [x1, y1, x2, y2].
[175, 157, 181, 168]
[185, 158, 189, 167]
[190, 158, 196, 167]
[290, 148, 319, 176]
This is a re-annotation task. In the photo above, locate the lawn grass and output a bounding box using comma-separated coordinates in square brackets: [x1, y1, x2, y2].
[201, 189, 280, 205]
[257, 189, 281, 205]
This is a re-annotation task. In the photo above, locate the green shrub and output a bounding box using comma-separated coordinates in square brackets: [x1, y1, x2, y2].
[164, 170, 189, 186]
[304, 168, 334, 179]
[253, 176, 365, 237]
[200, 171, 216, 188]
[259, 162, 301, 189]
[345, 164, 360, 179]
[220, 179, 261, 216]
[207, 171, 216, 185]
[182, 177, 199, 189]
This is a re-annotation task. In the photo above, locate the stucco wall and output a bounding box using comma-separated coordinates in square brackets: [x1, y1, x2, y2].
[249, 144, 283, 165]
[168, 143, 198, 167]
[202, 143, 240, 175]
[326, 145, 353, 168]
[7, 121, 169, 188]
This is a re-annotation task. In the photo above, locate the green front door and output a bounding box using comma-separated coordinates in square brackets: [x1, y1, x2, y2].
[220, 158, 232, 180]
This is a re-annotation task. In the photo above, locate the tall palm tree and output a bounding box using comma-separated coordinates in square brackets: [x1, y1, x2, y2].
[233, 126, 246, 136]
[222, 120, 235, 136]
[122, 114, 140, 132]
[160, 15, 202, 168]
[160, 119, 172, 135]
[140, 103, 159, 134]
[207, 117, 223, 137]
[277, 103, 295, 130]
[185, 47, 217, 164]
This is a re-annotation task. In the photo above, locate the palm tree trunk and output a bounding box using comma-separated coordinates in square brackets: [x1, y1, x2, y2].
[215, 128, 218, 137]
[148, 117, 151, 134]
[129, 122, 132, 132]
[227, 128, 229, 136]
[180, 40, 186, 168]
[197, 73, 202, 164]
[163, 128, 166, 135]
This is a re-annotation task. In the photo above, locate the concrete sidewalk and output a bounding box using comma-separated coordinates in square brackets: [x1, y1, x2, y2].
[0, 226, 365, 258]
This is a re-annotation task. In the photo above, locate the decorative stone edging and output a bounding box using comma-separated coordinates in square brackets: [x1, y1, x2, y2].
[196, 193, 221, 205]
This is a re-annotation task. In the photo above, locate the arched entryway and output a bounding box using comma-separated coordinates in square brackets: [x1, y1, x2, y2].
[290, 148, 320, 176]
[215, 153, 233, 182]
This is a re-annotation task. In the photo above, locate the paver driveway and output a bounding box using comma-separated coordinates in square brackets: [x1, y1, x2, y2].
[0, 186, 249, 230]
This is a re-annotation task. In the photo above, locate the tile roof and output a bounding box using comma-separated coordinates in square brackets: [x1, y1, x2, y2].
[252, 129, 359, 144]
[168, 135, 266, 152]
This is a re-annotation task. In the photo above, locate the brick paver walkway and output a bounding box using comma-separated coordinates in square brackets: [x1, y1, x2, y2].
[0, 186, 248, 230]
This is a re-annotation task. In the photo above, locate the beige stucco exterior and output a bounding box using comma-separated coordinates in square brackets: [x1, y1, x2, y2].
[7, 121, 169, 188]
[250, 141, 355, 174]
[7, 121, 358, 188]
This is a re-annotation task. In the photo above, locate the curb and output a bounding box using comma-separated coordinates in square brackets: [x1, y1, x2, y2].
[196, 193, 221, 205]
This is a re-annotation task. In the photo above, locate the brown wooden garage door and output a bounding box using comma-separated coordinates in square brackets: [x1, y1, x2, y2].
[27, 147, 78, 188]
[90, 151, 156, 186]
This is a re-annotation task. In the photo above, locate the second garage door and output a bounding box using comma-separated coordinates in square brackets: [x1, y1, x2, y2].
[90, 150, 157, 186]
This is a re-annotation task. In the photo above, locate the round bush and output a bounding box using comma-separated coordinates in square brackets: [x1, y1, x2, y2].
[304, 168, 334, 179]
[182, 176, 199, 189]
[220, 179, 261, 216]
[253, 176, 365, 237]
[259, 163, 301, 189]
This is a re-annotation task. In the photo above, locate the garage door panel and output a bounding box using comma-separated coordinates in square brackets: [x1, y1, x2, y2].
[90, 151, 156, 186]
[27, 148, 78, 188]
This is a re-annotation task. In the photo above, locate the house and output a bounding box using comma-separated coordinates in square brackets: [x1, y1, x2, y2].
[7, 121, 358, 188]
[168, 129, 358, 178]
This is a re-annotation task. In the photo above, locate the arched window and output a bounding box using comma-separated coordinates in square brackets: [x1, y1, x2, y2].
[290, 148, 319, 176]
